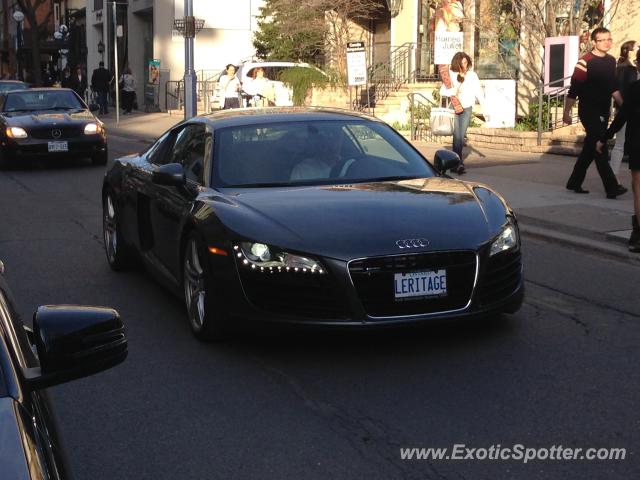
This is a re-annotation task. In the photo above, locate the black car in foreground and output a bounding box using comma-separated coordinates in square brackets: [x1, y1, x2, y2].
[0, 259, 127, 479]
[102, 107, 523, 340]
[0, 88, 107, 168]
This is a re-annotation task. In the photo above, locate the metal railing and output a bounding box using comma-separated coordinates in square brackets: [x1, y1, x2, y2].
[408, 92, 446, 142]
[536, 75, 578, 145]
[353, 43, 431, 113]
[165, 75, 223, 114]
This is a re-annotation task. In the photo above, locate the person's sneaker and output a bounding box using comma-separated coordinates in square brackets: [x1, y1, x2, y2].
[567, 187, 589, 194]
[456, 165, 466, 175]
[606, 185, 628, 199]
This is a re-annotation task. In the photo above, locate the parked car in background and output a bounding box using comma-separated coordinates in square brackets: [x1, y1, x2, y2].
[102, 107, 523, 341]
[0, 259, 128, 479]
[0, 80, 29, 94]
[0, 88, 107, 169]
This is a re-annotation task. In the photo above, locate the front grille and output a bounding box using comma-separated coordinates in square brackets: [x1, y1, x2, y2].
[349, 251, 477, 317]
[238, 268, 350, 319]
[29, 126, 84, 139]
[475, 250, 522, 306]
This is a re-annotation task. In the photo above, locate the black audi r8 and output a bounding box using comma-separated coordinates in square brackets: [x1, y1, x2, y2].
[102, 108, 523, 340]
[0, 88, 107, 168]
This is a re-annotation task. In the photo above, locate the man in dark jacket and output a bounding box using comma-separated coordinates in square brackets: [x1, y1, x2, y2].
[91, 61, 111, 114]
[69, 66, 87, 102]
[563, 27, 627, 199]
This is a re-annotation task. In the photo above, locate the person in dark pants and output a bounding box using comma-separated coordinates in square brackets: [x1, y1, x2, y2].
[91, 61, 112, 115]
[597, 49, 640, 251]
[563, 27, 627, 199]
[69, 66, 87, 101]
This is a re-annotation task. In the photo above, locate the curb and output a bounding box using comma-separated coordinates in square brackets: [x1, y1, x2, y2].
[519, 223, 640, 264]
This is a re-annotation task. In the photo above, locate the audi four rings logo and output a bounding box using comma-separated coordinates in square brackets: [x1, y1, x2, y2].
[396, 238, 429, 249]
[51, 129, 61, 139]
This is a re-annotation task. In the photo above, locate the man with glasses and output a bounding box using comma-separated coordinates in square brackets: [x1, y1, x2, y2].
[563, 27, 628, 199]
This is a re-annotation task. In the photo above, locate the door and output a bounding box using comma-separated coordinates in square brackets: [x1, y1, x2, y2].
[148, 123, 208, 279]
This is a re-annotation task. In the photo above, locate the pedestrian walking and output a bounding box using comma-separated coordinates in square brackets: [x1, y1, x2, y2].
[439, 51, 487, 174]
[218, 64, 241, 109]
[244, 67, 275, 107]
[60, 67, 72, 89]
[91, 61, 112, 115]
[69, 66, 87, 101]
[119, 68, 136, 114]
[563, 27, 627, 199]
[610, 40, 639, 177]
[597, 49, 640, 252]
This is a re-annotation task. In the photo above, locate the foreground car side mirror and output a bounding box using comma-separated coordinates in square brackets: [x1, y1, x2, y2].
[152, 163, 186, 187]
[433, 149, 461, 174]
[23, 306, 127, 391]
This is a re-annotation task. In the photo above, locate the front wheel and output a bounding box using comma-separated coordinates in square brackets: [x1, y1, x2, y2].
[103, 192, 135, 271]
[183, 233, 228, 341]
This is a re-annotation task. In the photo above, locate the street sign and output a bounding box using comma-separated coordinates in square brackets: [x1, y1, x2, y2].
[346, 41, 367, 86]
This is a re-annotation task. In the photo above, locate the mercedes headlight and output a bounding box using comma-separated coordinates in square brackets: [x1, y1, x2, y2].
[6, 126, 27, 139]
[490, 218, 519, 256]
[84, 122, 101, 135]
[235, 242, 325, 274]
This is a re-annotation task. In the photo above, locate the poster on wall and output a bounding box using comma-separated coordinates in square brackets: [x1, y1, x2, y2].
[148, 59, 160, 85]
[434, 0, 465, 66]
[481, 79, 516, 128]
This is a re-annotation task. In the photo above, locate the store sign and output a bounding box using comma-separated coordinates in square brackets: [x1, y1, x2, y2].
[346, 41, 367, 86]
[481, 79, 516, 128]
[434, 32, 463, 65]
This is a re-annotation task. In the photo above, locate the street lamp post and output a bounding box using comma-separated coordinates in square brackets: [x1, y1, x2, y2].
[174, 0, 204, 120]
[13, 10, 24, 81]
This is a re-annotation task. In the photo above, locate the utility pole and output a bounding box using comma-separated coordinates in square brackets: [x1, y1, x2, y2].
[183, 0, 196, 119]
[113, 1, 120, 124]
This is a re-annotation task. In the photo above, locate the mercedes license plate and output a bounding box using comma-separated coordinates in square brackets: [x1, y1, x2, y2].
[394, 270, 447, 300]
[48, 141, 68, 152]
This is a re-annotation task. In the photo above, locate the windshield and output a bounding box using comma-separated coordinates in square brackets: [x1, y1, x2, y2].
[4, 90, 84, 112]
[213, 120, 435, 187]
[0, 82, 27, 94]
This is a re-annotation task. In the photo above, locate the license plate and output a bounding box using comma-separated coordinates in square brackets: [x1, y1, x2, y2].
[48, 141, 68, 152]
[394, 270, 447, 300]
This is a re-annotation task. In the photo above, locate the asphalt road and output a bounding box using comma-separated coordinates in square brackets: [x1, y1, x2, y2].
[0, 135, 638, 479]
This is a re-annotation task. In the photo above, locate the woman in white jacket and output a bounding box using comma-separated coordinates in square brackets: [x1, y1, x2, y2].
[440, 52, 487, 174]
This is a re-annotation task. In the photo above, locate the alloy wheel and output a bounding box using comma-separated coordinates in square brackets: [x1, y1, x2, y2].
[103, 194, 118, 264]
[184, 239, 206, 330]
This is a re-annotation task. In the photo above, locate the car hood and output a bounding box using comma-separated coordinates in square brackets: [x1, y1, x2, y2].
[212, 177, 510, 260]
[3, 110, 96, 126]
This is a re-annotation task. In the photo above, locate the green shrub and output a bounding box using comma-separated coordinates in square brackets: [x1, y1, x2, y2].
[279, 67, 329, 106]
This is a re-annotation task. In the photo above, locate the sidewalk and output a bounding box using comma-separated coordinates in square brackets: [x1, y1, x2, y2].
[99, 111, 639, 261]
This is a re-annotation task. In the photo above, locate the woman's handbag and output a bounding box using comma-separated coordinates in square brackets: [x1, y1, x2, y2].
[430, 107, 455, 136]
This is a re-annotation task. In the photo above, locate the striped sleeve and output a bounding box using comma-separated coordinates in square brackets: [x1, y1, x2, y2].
[567, 56, 589, 99]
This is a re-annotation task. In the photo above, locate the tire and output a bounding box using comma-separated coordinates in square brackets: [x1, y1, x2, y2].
[0, 149, 11, 170]
[92, 150, 108, 166]
[183, 233, 229, 341]
[103, 191, 135, 271]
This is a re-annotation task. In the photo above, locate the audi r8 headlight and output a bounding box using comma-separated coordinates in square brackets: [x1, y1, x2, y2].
[489, 218, 519, 256]
[6, 126, 28, 139]
[235, 242, 325, 274]
[84, 122, 101, 135]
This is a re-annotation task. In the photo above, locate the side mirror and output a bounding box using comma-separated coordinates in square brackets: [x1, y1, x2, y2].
[152, 163, 186, 187]
[23, 306, 127, 391]
[433, 149, 461, 174]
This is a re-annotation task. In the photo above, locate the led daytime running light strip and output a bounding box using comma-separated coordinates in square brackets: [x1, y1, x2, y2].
[233, 244, 324, 274]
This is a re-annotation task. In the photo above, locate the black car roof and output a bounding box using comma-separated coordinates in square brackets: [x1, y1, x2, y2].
[199, 107, 385, 129]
